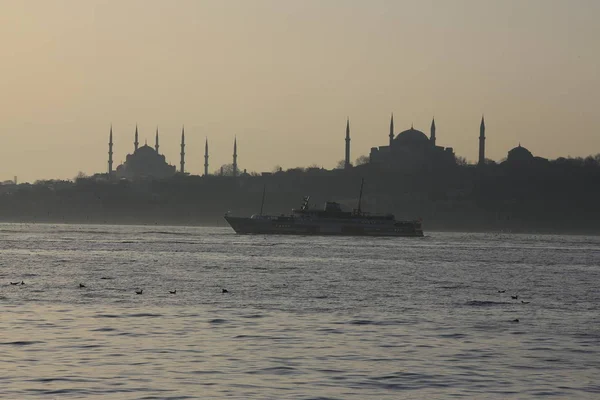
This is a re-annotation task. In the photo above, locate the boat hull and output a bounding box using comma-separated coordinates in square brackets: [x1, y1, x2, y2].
[224, 216, 423, 237]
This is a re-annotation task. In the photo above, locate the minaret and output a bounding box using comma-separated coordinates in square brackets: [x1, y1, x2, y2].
[180, 126, 185, 174]
[155, 127, 159, 153]
[204, 138, 209, 176]
[430, 117, 436, 146]
[108, 125, 114, 176]
[232, 136, 238, 177]
[134, 124, 139, 151]
[344, 118, 351, 169]
[478, 116, 486, 166]
[389, 113, 394, 147]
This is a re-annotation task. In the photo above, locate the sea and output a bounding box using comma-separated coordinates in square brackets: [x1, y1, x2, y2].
[0, 223, 599, 399]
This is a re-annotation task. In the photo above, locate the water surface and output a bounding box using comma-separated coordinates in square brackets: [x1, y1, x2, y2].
[1, 224, 599, 399]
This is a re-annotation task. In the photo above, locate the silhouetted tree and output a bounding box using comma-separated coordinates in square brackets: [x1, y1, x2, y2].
[74, 171, 88, 182]
[335, 159, 348, 169]
[455, 156, 468, 166]
[355, 155, 369, 166]
[214, 164, 237, 176]
[584, 156, 598, 168]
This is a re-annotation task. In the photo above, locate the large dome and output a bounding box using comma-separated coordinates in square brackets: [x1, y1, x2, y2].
[394, 127, 429, 145]
[507, 144, 533, 162]
[135, 144, 156, 155]
[118, 144, 175, 179]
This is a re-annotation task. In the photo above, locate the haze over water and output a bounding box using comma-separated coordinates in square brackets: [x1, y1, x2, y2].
[1, 224, 599, 398]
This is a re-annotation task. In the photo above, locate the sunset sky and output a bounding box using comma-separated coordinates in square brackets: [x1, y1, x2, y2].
[1, 0, 599, 182]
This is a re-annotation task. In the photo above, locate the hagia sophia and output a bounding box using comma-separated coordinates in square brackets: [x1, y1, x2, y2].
[367, 115, 456, 170]
[106, 116, 545, 180]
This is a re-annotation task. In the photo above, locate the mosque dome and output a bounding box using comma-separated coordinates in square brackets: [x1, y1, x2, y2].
[117, 143, 175, 179]
[135, 144, 156, 155]
[507, 144, 534, 163]
[394, 127, 429, 146]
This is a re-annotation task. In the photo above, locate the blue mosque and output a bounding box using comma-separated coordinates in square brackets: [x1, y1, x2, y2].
[107, 125, 238, 179]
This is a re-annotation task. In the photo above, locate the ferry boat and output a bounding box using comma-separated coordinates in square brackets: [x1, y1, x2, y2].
[224, 180, 423, 237]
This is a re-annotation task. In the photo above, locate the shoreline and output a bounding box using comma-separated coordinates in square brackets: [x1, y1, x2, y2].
[1, 219, 598, 236]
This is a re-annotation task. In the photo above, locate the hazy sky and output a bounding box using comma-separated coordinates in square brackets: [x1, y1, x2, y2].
[1, 0, 599, 182]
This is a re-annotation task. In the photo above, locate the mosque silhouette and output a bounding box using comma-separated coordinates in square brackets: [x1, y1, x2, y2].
[106, 116, 543, 179]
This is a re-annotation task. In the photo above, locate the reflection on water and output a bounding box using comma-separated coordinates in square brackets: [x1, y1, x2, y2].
[0, 224, 599, 399]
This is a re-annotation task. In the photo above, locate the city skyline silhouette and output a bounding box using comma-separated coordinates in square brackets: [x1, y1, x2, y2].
[1, 0, 599, 182]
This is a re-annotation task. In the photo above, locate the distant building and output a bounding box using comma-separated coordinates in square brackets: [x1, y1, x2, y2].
[112, 126, 177, 179]
[502, 144, 548, 167]
[116, 144, 176, 179]
[369, 115, 455, 170]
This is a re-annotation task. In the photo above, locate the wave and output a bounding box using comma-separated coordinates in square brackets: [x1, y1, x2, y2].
[0, 340, 44, 346]
[439, 284, 469, 289]
[90, 327, 117, 332]
[336, 319, 409, 326]
[437, 333, 468, 339]
[28, 377, 92, 383]
[190, 369, 224, 375]
[140, 230, 197, 236]
[248, 366, 299, 375]
[233, 334, 264, 339]
[94, 314, 121, 318]
[240, 313, 265, 319]
[50, 229, 114, 235]
[125, 313, 163, 318]
[465, 300, 508, 307]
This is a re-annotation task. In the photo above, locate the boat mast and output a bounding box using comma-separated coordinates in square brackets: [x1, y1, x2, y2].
[357, 178, 364, 215]
[259, 185, 266, 216]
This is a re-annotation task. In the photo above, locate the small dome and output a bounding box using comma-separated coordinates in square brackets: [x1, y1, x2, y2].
[394, 127, 429, 145]
[507, 144, 534, 162]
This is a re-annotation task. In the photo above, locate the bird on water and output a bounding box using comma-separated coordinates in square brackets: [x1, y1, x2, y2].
[511, 295, 519, 300]
[10, 282, 19, 285]
[497, 290, 506, 293]
[169, 290, 176, 294]
[135, 289, 143, 295]
[512, 319, 520, 323]
[222, 288, 229, 294]
[79, 283, 86, 288]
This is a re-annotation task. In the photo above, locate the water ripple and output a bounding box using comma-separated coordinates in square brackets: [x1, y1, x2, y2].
[0, 225, 598, 399]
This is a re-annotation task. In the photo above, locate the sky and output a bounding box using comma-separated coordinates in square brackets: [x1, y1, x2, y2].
[1, 0, 599, 182]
